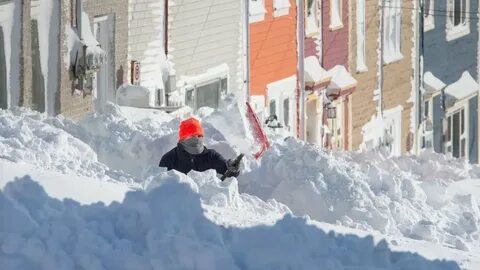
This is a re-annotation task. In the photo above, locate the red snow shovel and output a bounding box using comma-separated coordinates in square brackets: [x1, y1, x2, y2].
[245, 102, 270, 159]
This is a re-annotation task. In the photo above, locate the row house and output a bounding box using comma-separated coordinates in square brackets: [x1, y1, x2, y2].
[318, 0, 357, 150]
[302, 0, 357, 150]
[0, 0, 128, 120]
[127, 0, 244, 111]
[349, 0, 415, 155]
[420, 0, 479, 163]
[249, 0, 299, 136]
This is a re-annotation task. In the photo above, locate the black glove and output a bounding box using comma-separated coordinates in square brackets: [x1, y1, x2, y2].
[221, 154, 244, 180]
[226, 159, 240, 177]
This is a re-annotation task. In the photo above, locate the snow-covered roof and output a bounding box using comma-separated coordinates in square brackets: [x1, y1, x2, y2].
[327, 65, 357, 94]
[304, 56, 331, 84]
[444, 71, 479, 101]
[266, 75, 297, 93]
[178, 64, 229, 88]
[423, 71, 446, 94]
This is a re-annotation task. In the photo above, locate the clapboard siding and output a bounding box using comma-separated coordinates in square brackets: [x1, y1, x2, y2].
[169, 0, 243, 93]
[249, 0, 297, 97]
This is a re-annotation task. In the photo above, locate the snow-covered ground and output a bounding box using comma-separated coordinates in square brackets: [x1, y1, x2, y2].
[1, 104, 479, 269]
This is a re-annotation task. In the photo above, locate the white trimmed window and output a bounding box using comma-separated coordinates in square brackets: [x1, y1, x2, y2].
[446, 0, 470, 41]
[306, 0, 321, 35]
[330, 0, 343, 29]
[273, 0, 291, 17]
[383, 0, 402, 63]
[424, 0, 434, 31]
[356, 0, 367, 72]
[249, 0, 266, 23]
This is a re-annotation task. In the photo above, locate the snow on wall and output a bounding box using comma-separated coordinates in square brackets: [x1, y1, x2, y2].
[31, 0, 60, 116]
[128, 0, 170, 93]
[0, 0, 21, 108]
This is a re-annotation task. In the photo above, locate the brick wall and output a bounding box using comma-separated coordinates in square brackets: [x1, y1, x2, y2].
[58, 0, 128, 121]
[19, 0, 32, 107]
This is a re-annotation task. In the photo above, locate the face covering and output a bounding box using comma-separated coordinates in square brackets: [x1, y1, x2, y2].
[179, 136, 205, 155]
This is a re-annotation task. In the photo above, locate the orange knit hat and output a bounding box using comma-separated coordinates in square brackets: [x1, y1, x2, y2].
[178, 117, 204, 141]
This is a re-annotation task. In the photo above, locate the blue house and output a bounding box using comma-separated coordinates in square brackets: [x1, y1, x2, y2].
[422, 0, 479, 163]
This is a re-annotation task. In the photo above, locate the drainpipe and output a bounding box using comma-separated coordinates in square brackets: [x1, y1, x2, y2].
[76, 0, 83, 40]
[244, 0, 250, 103]
[378, 0, 385, 117]
[164, 0, 168, 56]
[418, 0, 426, 154]
[412, 0, 421, 154]
[297, 0, 305, 140]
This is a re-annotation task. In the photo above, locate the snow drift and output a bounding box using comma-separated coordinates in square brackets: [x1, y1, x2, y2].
[0, 174, 462, 270]
[0, 104, 479, 269]
[240, 139, 480, 250]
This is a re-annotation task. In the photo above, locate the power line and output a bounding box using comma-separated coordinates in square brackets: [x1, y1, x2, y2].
[381, 4, 480, 19]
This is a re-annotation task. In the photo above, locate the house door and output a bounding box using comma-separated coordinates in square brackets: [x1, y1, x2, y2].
[0, 26, 7, 109]
[93, 15, 114, 112]
[446, 108, 467, 159]
[306, 98, 319, 144]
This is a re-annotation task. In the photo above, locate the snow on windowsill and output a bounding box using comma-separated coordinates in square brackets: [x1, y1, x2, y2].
[446, 24, 470, 42]
[273, 0, 290, 17]
[356, 64, 368, 74]
[329, 23, 344, 31]
[305, 14, 320, 36]
[249, 0, 266, 23]
[384, 53, 404, 65]
[424, 21, 434, 32]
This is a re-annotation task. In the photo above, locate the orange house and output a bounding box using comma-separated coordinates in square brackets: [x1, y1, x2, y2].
[249, 0, 298, 136]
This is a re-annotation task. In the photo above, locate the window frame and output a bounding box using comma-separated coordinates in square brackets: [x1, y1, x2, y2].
[305, 0, 321, 36]
[356, 0, 367, 72]
[273, 0, 291, 17]
[249, 0, 267, 23]
[329, 0, 343, 30]
[444, 102, 469, 159]
[382, 0, 403, 64]
[446, 0, 470, 41]
[424, 0, 435, 31]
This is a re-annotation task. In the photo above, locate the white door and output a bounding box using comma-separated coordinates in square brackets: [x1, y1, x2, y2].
[93, 15, 114, 112]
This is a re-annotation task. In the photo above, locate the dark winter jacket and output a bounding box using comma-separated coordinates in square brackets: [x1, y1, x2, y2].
[159, 144, 228, 175]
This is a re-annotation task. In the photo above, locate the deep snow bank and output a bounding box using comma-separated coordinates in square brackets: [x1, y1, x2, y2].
[0, 175, 462, 270]
[1, 104, 479, 256]
[0, 105, 238, 183]
[239, 139, 480, 250]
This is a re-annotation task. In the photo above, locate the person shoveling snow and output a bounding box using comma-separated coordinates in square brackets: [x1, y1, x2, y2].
[159, 117, 242, 180]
